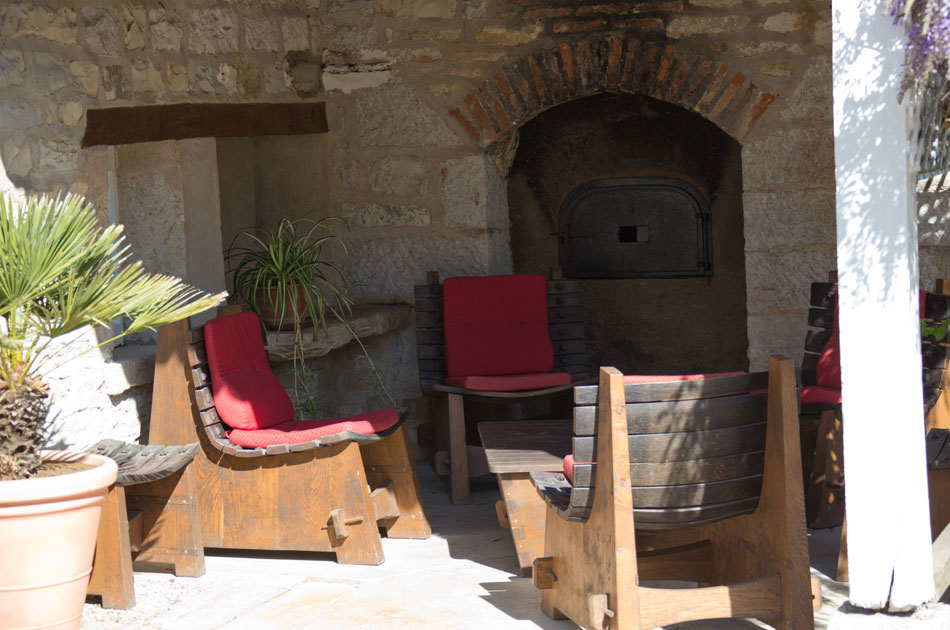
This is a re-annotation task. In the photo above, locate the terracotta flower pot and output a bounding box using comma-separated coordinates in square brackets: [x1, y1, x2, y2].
[0, 451, 118, 630]
[256, 285, 312, 331]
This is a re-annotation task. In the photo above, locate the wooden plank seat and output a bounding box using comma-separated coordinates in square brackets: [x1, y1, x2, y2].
[86, 440, 203, 609]
[414, 271, 588, 504]
[147, 306, 431, 566]
[530, 357, 819, 630]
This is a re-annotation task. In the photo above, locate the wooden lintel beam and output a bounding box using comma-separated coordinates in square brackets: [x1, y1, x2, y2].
[81, 102, 328, 147]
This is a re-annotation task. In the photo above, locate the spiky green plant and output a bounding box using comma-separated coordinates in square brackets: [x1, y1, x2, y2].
[0, 193, 226, 480]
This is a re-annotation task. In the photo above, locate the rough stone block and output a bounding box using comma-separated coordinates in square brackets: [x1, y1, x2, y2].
[743, 190, 836, 250]
[188, 8, 238, 54]
[746, 247, 836, 313]
[354, 84, 460, 148]
[742, 127, 835, 190]
[369, 157, 427, 196]
[381, 0, 457, 19]
[0, 102, 41, 132]
[747, 312, 807, 372]
[168, 63, 189, 92]
[102, 64, 131, 100]
[33, 52, 66, 94]
[476, 24, 544, 46]
[149, 9, 182, 52]
[401, 27, 462, 42]
[0, 6, 77, 45]
[1, 138, 31, 179]
[918, 179, 950, 247]
[0, 50, 25, 88]
[690, 0, 741, 6]
[761, 63, 793, 77]
[343, 202, 431, 227]
[286, 52, 322, 96]
[322, 69, 392, 93]
[245, 18, 280, 52]
[238, 62, 262, 98]
[667, 15, 749, 38]
[122, 6, 147, 50]
[132, 60, 164, 95]
[38, 139, 78, 172]
[764, 11, 804, 33]
[327, 0, 377, 15]
[68, 61, 100, 97]
[734, 41, 804, 56]
[781, 59, 831, 121]
[324, 24, 379, 51]
[58, 101, 83, 126]
[442, 155, 508, 229]
[81, 7, 122, 56]
[463, 0, 488, 19]
[282, 17, 309, 51]
[338, 161, 357, 189]
[344, 235, 503, 302]
[920, 246, 950, 292]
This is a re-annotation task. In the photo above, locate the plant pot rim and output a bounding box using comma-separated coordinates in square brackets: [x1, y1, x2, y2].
[0, 450, 117, 505]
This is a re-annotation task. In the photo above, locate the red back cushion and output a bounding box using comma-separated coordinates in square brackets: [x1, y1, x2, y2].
[442, 274, 554, 378]
[204, 312, 295, 430]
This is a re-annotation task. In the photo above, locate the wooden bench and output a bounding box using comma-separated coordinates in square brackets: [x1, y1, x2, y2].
[414, 271, 587, 504]
[530, 358, 818, 630]
[86, 440, 203, 609]
[147, 307, 430, 566]
[478, 419, 572, 575]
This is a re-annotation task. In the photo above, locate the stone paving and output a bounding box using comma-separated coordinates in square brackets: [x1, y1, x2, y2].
[80, 465, 945, 630]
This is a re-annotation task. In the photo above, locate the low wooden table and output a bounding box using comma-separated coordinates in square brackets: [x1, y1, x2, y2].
[478, 419, 572, 576]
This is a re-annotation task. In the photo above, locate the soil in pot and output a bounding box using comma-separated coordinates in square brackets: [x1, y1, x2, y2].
[256, 286, 313, 331]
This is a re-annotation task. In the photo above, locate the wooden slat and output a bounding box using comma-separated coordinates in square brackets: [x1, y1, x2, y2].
[414, 297, 441, 312]
[925, 292, 950, 321]
[548, 293, 581, 308]
[548, 306, 583, 324]
[573, 394, 768, 436]
[82, 102, 329, 147]
[549, 323, 585, 341]
[414, 311, 443, 327]
[807, 306, 834, 329]
[416, 329, 444, 345]
[194, 386, 215, 411]
[570, 451, 765, 487]
[414, 284, 441, 299]
[553, 353, 586, 370]
[631, 496, 760, 528]
[547, 279, 580, 294]
[574, 371, 770, 405]
[923, 342, 950, 370]
[191, 365, 210, 388]
[552, 339, 586, 355]
[479, 419, 573, 474]
[573, 423, 767, 463]
[804, 329, 832, 354]
[809, 282, 837, 308]
[568, 475, 764, 509]
[416, 345, 444, 360]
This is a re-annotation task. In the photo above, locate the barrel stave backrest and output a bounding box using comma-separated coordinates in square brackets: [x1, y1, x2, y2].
[566, 371, 770, 528]
[412, 274, 587, 391]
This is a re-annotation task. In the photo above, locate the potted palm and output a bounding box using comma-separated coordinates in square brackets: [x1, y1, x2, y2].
[225, 217, 393, 417]
[0, 192, 225, 630]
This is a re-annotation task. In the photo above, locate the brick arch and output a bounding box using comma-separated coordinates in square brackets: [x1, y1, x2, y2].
[448, 36, 777, 147]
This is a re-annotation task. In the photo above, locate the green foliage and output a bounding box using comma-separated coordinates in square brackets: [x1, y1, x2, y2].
[224, 218, 394, 417]
[0, 192, 226, 479]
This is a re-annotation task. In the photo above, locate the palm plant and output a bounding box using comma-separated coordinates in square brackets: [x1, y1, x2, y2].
[0, 193, 226, 481]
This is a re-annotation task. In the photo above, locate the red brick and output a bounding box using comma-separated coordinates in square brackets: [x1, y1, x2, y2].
[652, 43, 676, 97]
[605, 37, 623, 92]
[449, 107, 481, 142]
[637, 41, 659, 92]
[552, 19, 606, 33]
[709, 72, 745, 122]
[575, 40, 594, 92]
[491, 100, 515, 132]
[524, 7, 572, 18]
[694, 63, 730, 115]
[617, 17, 664, 33]
[667, 49, 694, 102]
[558, 43, 575, 93]
[528, 55, 550, 105]
[683, 59, 715, 108]
[477, 82, 515, 133]
[619, 37, 641, 91]
[495, 70, 525, 119]
[465, 92, 498, 137]
[720, 81, 756, 130]
[577, 3, 632, 16]
[709, 42, 727, 53]
[737, 91, 776, 138]
[543, 50, 567, 102]
[632, 0, 683, 12]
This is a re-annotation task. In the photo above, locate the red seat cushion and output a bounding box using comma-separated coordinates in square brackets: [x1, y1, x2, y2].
[622, 371, 744, 384]
[442, 274, 554, 378]
[227, 408, 401, 448]
[204, 312, 294, 431]
[801, 385, 842, 405]
[444, 371, 571, 392]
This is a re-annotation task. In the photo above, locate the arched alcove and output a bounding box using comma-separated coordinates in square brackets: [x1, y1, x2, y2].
[508, 93, 748, 375]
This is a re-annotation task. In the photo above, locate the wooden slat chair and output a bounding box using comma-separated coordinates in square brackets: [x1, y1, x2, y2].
[86, 440, 203, 609]
[414, 271, 587, 504]
[803, 278, 950, 529]
[148, 306, 430, 566]
[530, 357, 818, 630]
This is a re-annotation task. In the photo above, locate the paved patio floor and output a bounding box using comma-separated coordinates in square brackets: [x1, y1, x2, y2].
[80, 464, 945, 630]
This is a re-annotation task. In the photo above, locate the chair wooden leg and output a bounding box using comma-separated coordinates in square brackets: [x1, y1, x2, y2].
[126, 465, 205, 578]
[87, 486, 135, 609]
[447, 393, 470, 504]
[497, 472, 549, 576]
[806, 409, 844, 528]
[360, 424, 431, 540]
[837, 517, 849, 582]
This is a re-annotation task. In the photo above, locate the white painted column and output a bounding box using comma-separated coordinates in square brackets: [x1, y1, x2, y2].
[833, 1, 934, 610]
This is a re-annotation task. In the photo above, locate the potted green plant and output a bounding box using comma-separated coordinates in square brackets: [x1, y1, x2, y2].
[0, 192, 225, 630]
[225, 217, 393, 417]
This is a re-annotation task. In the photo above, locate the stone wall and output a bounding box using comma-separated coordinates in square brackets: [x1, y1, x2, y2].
[3, 0, 945, 445]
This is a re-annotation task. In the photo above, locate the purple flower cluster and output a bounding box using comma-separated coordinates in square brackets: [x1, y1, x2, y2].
[891, 0, 950, 85]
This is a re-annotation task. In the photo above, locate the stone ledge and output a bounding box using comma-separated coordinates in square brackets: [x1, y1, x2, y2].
[265, 303, 411, 362]
[104, 344, 157, 396]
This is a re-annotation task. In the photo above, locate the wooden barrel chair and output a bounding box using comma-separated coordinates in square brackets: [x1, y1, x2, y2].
[530, 357, 819, 630]
[414, 271, 587, 504]
[148, 306, 430, 566]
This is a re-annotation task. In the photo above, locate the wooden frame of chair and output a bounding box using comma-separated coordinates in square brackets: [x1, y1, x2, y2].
[414, 271, 587, 504]
[530, 357, 817, 630]
[147, 305, 430, 565]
